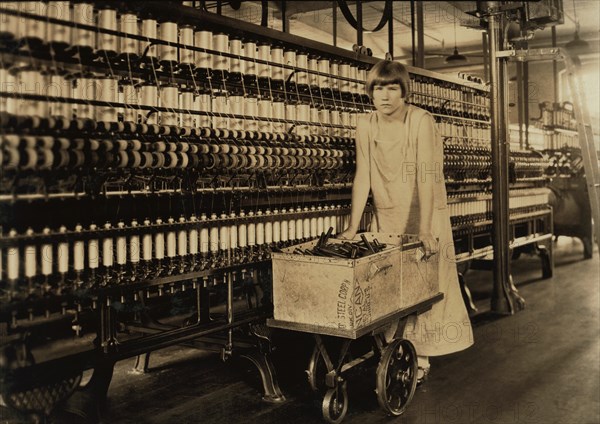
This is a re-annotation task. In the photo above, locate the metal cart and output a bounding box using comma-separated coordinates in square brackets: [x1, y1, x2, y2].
[268, 233, 443, 423]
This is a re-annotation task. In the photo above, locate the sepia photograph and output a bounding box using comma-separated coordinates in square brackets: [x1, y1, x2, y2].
[0, 1, 598, 423]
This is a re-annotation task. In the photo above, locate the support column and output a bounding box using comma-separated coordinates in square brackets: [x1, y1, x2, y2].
[482, 2, 525, 314]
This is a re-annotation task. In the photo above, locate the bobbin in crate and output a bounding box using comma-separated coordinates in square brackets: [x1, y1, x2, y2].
[268, 233, 443, 422]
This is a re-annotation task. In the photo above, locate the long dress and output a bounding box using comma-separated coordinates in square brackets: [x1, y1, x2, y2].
[356, 106, 473, 356]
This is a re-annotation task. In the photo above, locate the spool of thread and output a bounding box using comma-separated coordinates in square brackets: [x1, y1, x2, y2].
[47, 73, 72, 119]
[288, 210, 296, 241]
[296, 103, 310, 136]
[159, 21, 178, 63]
[97, 77, 118, 122]
[208, 213, 219, 254]
[247, 211, 256, 247]
[0, 2, 19, 42]
[141, 219, 152, 262]
[229, 37, 243, 74]
[350, 65, 359, 94]
[330, 109, 341, 137]
[160, 84, 179, 126]
[188, 215, 199, 256]
[285, 102, 297, 133]
[229, 213, 238, 251]
[238, 211, 247, 249]
[213, 33, 229, 72]
[166, 218, 176, 258]
[272, 100, 285, 133]
[271, 46, 284, 81]
[179, 24, 195, 65]
[212, 92, 228, 129]
[257, 98, 272, 133]
[73, 76, 96, 120]
[244, 41, 257, 76]
[180, 89, 195, 127]
[72, 2, 95, 50]
[296, 52, 308, 85]
[340, 111, 350, 137]
[39, 227, 53, 277]
[230, 94, 244, 130]
[317, 58, 330, 88]
[17, 69, 47, 117]
[0, 68, 16, 114]
[194, 30, 212, 69]
[102, 222, 114, 268]
[87, 224, 99, 270]
[280, 209, 288, 243]
[283, 49, 296, 81]
[310, 106, 320, 135]
[121, 81, 139, 123]
[308, 56, 319, 86]
[330, 61, 339, 91]
[19, 2, 46, 45]
[296, 207, 304, 240]
[268, 210, 279, 245]
[97, 5, 118, 55]
[126, 220, 139, 265]
[339, 63, 350, 92]
[219, 214, 229, 251]
[23, 228, 36, 279]
[140, 83, 159, 125]
[194, 92, 212, 128]
[154, 219, 165, 261]
[257, 42, 270, 79]
[319, 107, 330, 136]
[116, 221, 127, 265]
[141, 18, 158, 60]
[47, 1, 71, 47]
[120, 12, 140, 56]
[177, 217, 188, 258]
[6, 229, 18, 281]
[255, 210, 265, 246]
[245, 96, 258, 132]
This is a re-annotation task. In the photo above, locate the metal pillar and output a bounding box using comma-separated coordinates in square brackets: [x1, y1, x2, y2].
[416, 1, 424, 68]
[482, 2, 524, 314]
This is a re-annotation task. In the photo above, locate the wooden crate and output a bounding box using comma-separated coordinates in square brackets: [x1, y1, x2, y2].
[268, 233, 439, 338]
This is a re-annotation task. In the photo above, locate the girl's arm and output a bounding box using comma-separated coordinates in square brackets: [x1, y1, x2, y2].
[338, 116, 371, 239]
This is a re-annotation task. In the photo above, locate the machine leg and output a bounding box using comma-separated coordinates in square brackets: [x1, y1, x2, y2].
[238, 351, 286, 403]
[537, 243, 554, 279]
[582, 235, 593, 259]
[132, 353, 151, 374]
[458, 272, 478, 314]
[60, 361, 115, 423]
[507, 274, 526, 311]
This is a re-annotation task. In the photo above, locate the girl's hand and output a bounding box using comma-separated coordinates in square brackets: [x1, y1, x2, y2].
[419, 232, 438, 259]
[337, 227, 357, 241]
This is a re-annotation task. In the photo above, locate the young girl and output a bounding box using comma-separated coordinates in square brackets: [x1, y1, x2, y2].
[339, 60, 473, 381]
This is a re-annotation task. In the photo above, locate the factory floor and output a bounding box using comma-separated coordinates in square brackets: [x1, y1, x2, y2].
[95, 237, 599, 424]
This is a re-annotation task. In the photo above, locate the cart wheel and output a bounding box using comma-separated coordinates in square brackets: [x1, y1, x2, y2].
[307, 345, 328, 393]
[322, 383, 348, 424]
[375, 339, 417, 416]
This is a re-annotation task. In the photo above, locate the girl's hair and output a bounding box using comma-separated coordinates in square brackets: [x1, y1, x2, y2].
[365, 60, 410, 99]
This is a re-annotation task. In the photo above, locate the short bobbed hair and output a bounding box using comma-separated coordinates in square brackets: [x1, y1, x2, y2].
[365, 60, 410, 99]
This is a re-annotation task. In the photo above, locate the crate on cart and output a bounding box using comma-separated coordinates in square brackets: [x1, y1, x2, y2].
[269, 233, 440, 339]
[268, 233, 443, 422]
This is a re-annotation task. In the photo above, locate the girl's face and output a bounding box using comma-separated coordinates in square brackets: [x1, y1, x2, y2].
[372, 83, 404, 116]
